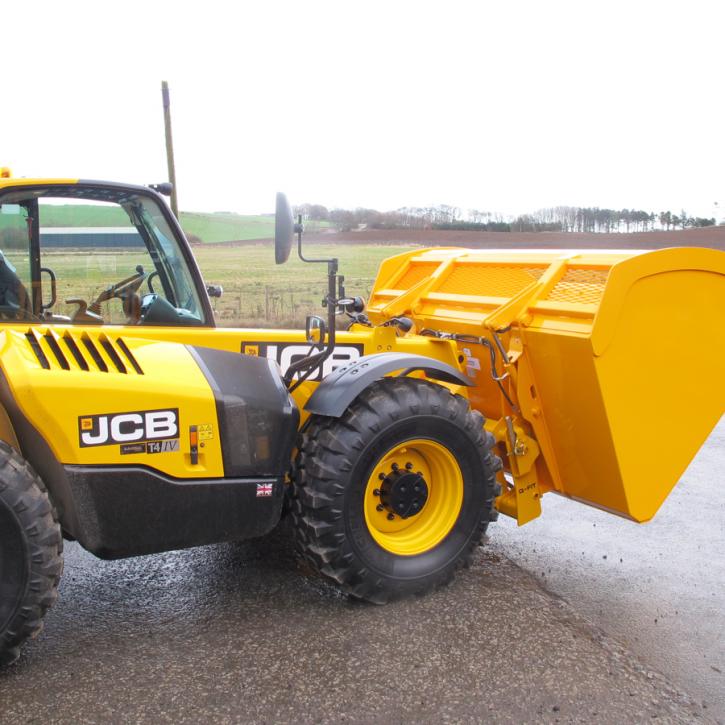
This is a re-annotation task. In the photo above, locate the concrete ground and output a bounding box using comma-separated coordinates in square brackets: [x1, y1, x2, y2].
[0, 420, 722, 724]
[494, 415, 725, 719]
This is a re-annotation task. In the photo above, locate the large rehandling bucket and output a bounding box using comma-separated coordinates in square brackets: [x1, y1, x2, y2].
[366, 246, 725, 522]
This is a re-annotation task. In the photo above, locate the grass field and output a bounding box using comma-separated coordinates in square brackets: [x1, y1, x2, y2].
[194, 243, 413, 326]
[17, 243, 414, 327]
[181, 212, 275, 243]
[0, 204, 328, 244]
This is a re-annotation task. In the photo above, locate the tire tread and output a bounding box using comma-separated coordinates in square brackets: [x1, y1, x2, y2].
[0, 440, 63, 667]
[290, 378, 500, 603]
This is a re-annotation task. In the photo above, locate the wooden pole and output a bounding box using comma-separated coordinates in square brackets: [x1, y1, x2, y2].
[161, 81, 179, 219]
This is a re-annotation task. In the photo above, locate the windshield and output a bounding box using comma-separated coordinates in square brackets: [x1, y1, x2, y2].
[0, 185, 207, 326]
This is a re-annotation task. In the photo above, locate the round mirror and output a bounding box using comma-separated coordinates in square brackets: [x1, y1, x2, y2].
[274, 192, 294, 265]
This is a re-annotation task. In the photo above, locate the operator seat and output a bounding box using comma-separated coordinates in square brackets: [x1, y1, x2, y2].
[0, 254, 32, 319]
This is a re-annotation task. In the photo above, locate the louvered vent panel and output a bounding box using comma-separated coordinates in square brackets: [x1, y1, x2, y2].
[24, 330, 143, 374]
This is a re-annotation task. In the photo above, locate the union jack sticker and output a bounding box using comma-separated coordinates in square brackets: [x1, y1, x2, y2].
[256, 483, 274, 497]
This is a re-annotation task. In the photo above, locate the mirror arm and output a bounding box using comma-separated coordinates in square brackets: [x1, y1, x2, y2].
[284, 256, 340, 389]
[325, 258, 338, 351]
[296, 214, 336, 266]
[277, 204, 348, 389]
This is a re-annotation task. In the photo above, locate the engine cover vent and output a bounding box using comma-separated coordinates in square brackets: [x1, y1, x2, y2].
[25, 329, 144, 375]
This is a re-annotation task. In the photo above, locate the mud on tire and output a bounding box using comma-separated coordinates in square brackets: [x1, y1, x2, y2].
[290, 378, 501, 603]
[0, 441, 63, 667]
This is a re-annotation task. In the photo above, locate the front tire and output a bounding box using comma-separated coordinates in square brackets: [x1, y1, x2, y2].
[0, 441, 63, 667]
[291, 378, 501, 603]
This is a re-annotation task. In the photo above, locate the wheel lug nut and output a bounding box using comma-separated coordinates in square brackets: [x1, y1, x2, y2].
[376, 504, 384, 512]
[387, 513, 395, 520]
[400, 485, 406, 492]
[405, 462, 413, 470]
[391, 463, 399, 471]
[373, 488, 381, 496]
[378, 473, 386, 480]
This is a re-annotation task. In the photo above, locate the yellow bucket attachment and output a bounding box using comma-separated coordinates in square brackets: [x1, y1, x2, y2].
[367, 247, 725, 523]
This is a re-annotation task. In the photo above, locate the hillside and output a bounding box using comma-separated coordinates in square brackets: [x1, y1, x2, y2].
[0, 204, 310, 244]
[2, 203, 722, 250]
[180, 212, 275, 242]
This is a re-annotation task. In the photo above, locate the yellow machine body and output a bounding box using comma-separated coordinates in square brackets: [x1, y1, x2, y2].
[0, 175, 722, 529]
[0, 328, 225, 478]
[4, 172, 725, 668]
[363, 246, 725, 523]
[9, 245, 717, 527]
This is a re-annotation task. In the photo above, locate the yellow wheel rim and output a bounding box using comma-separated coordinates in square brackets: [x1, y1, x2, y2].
[363, 438, 464, 556]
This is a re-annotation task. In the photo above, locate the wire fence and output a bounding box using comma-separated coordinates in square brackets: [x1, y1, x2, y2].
[211, 284, 321, 328]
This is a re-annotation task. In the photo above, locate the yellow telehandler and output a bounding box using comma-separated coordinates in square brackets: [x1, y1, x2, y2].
[0, 171, 722, 665]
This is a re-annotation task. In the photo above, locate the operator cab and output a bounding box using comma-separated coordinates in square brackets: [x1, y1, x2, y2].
[0, 182, 213, 326]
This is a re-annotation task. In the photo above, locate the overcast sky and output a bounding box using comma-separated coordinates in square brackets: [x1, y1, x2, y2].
[3, 0, 723, 219]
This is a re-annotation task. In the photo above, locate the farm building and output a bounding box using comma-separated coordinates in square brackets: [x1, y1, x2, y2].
[40, 227, 144, 247]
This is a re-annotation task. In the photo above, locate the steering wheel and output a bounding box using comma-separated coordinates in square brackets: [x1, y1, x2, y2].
[69, 266, 148, 324]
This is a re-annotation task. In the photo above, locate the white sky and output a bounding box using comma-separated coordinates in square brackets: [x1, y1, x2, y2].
[3, 0, 723, 219]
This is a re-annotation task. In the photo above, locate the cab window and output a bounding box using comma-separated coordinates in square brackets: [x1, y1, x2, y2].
[0, 187, 207, 326]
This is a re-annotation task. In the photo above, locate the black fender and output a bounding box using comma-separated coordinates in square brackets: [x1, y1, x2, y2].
[304, 352, 472, 417]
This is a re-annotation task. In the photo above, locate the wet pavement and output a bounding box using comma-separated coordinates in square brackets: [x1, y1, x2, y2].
[494, 416, 725, 720]
[0, 422, 722, 724]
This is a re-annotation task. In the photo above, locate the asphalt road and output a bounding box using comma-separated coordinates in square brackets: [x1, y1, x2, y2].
[0, 421, 722, 724]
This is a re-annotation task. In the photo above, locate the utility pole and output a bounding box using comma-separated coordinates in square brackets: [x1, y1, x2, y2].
[161, 81, 179, 219]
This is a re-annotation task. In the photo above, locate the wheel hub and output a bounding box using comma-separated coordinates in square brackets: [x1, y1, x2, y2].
[379, 467, 429, 519]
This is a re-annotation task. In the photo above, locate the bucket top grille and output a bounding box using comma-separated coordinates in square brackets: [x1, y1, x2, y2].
[544, 268, 610, 306]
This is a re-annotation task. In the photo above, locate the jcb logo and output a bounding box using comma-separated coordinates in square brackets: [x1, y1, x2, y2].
[78, 409, 179, 448]
[244, 343, 363, 381]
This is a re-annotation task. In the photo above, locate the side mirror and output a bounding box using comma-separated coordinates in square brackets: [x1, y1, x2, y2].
[274, 192, 294, 265]
[305, 315, 327, 345]
[206, 284, 223, 299]
[339, 296, 365, 314]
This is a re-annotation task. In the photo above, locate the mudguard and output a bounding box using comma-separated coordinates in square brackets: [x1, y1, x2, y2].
[304, 352, 472, 417]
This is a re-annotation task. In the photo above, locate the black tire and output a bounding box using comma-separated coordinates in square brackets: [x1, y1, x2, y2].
[0, 441, 63, 667]
[291, 378, 501, 603]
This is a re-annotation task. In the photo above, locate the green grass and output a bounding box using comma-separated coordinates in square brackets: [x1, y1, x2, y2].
[180, 212, 275, 242]
[1, 204, 142, 228]
[44, 205, 129, 226]
[193, 243, 413, 327]
[7, 242, 414, 327]
[0, 204, 330, 244]
[1, 195, 410, 327]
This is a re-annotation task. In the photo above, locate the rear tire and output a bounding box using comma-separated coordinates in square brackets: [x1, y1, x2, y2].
[0, 441, 63, 667]
[291, 378, 501, 603]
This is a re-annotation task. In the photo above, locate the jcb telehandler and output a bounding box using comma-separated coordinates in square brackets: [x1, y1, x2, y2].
[0, 171, 722, 666]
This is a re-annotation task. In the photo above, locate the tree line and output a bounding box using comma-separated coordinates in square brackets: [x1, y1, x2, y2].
[296, 203, 716, 233]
